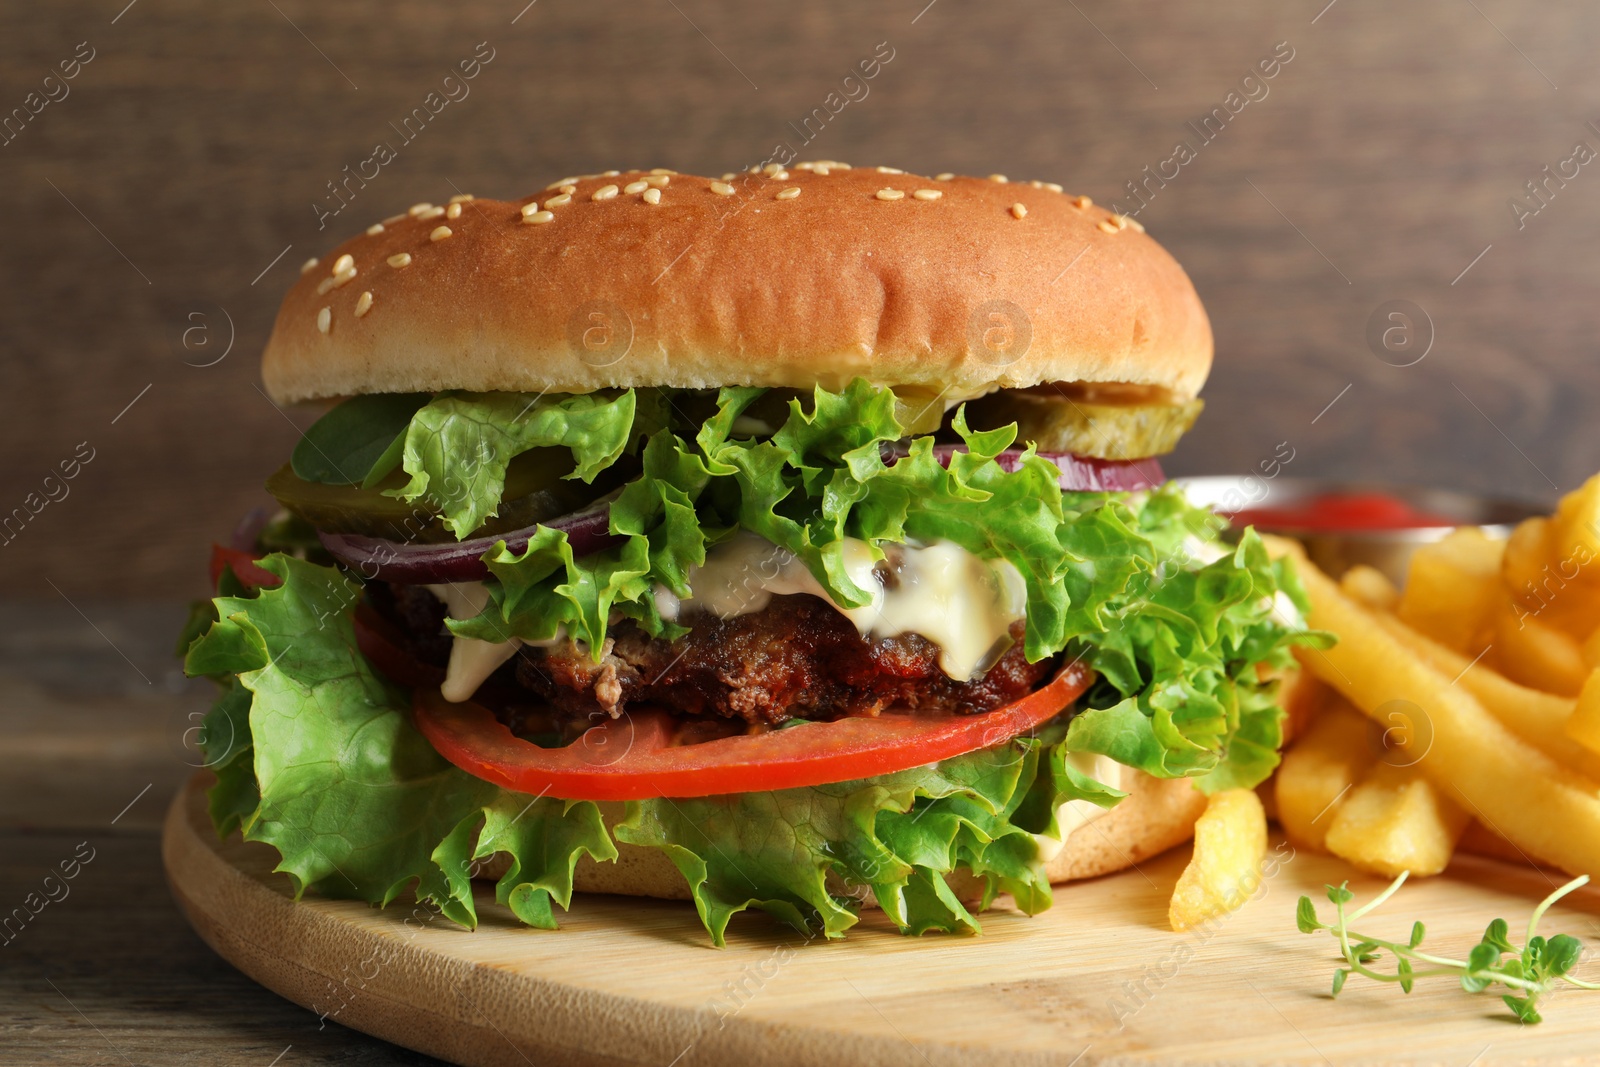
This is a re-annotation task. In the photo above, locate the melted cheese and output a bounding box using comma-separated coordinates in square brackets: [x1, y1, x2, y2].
[424, 582, 524, 703]
[676, 533, 1028, 681]
[1032, 753, 1126, 862]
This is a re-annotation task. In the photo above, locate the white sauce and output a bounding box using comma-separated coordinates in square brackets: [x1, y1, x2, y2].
[1032, 753, 1126, 861]
[423, 582, 558, 703]
[425, 535, 1027, 700]
[673, 533, 1028, 682]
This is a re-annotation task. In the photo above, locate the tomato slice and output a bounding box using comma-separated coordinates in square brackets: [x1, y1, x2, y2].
[209, 543, 282, 592]
[410, 661, 1095, 801]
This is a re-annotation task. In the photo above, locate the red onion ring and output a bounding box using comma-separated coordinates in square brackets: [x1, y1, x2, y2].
[319, 447, 1163, 585]
[318, 496, 619, 584]
[922, 444, 1166, 493]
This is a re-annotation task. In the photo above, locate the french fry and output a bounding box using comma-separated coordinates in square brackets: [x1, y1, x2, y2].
[1293, 557, 1600, 881]
[1503, 514, 1600, 638]
[1368, 611, 1600, 780]
[1323, 762, 1471, 877]
[1169, 788, 1268, 931]
[1340, 565, 1400, 612]
[1275, 699, 1375, 853]
[1550, 472, 1600, 575]
[1395, 527, 1503, 653]
[1566, 669, 1600, 757]
[1582, 627, 1600, 671]
[1492, 598, 1587, 696]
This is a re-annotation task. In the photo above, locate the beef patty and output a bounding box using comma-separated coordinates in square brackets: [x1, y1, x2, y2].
[369, 582, 1054, 726]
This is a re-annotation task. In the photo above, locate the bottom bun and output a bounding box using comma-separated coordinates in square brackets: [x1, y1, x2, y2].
[474, 770, 1206, 909]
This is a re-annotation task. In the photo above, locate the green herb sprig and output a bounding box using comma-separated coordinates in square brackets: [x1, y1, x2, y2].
[1296, 872, 1599, 1023]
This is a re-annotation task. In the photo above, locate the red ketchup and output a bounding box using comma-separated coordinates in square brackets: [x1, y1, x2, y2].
[1228, 492, 1459, 532]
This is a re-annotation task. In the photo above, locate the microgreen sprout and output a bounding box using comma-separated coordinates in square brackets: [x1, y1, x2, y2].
[1296, 872, 1599, 1023]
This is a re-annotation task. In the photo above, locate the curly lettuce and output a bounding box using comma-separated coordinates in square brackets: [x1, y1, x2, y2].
[183, 378, 1323, 944]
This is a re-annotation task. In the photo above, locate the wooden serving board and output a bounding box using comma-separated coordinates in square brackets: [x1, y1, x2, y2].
[163, 773, 1600, 1067]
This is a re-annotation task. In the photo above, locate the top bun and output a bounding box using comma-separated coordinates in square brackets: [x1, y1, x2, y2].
[262, 165, 1212, 405]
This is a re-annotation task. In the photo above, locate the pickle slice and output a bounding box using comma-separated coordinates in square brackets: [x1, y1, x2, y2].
[965, 387, 1203, 459]
[266, 448, 632, 544]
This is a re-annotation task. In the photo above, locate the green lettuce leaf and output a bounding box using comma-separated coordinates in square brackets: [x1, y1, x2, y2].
[387, 390, 646, 538]
[184, 377, 1324, 945]
[185, 555, 613, 928]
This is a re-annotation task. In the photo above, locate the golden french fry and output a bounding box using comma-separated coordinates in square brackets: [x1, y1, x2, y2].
[1295, 558, 1600, 881]
[1503, 513, 1600, 638]
[1567, 669, 1600, 757]
[1274, 699, 1375, 853]
[1395, 527, 1504, 653]
[1340, 565, 1400, 612]
[1492, 598, 1587, 696]
[1369, 611, 1600, 780]
[1551, 473, 1600, 576]
[1323, 762, 1471, 877]
[1169, 788, 1268, 931]
[1583, 627, 1600, 671]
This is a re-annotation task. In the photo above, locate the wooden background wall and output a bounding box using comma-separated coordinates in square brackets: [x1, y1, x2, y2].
[5, 0, 1600, 598]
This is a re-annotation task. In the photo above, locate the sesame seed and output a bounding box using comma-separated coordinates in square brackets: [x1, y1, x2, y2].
[988, 174, 1008, 183]
[602, 170, 621, 177]
[523, 210, 555, 224]
[387, 253, 412, 268]
[813, 166, 830, 176]
[446, 203, 463, 219]
[763, 163, 783, 175]
[1125, 215, 1146, 233]
[419, 206, 446, 221]
[1045, 182, 1064, 194]
[624, 180, 650, 195]
[1028, 180, 1044, 189]
[776, 187, 801, 200]
[642, 188, 662, 205]
[876, 165, 904, 174]
[645, 174, 670, 188]
[548, 177, 578, 189]
[830, 162, 852, 169]
[449, 193, 475, 204]
[366, 223, 385, 236]
[430, 225, 453, 241]
[771, 169, 790, 181]
[794, 162, 816, 171]
[934, 172, 955, 181]
[710, 181, 736, 196]
[383, 212, 407, 225]
[559, 184, 577, 195]
[331, 253, 354, 275]
[520, 202, 543, 217]
[720, 172, 737, 181]
[1011, 203, 1028, 219]
[316, 307, 331, 334]
[544, 193, 573, 207]
[875, 188, 906, 201]
[913, 189, 942, 201]
[649, 168, 675, 176]
[300, 257, 320, 274]
[1111, 213, 1130, 231]
[354, 291, 373, 318]
[408, 202, 434, 217]
[1073, 195, 1093, 209]
[592, 184, 620, 201]
[331, 267, 357, 288]
[315, 276, 337, 295]
[1097, 218, 1118, 233]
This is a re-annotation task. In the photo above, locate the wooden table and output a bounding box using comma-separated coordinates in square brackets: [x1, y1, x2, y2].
[0, 599, 445, 1065]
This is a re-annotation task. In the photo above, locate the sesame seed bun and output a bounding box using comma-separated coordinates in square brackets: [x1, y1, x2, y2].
[262, 166, 1212, 405]
[471, 768, 1207, 911]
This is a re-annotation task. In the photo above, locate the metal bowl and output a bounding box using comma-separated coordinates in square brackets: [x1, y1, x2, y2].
[1175, 476, 1546, 584]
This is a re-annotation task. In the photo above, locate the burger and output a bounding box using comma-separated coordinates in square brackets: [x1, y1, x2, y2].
[180, 163, 1314, 945]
